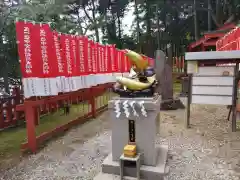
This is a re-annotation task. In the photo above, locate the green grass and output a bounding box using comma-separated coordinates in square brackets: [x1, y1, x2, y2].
[0, 93, 114, 167]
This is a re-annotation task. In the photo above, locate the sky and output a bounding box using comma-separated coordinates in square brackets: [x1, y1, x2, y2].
[85, 2, 135, 42]
[122, 2, 135, 35]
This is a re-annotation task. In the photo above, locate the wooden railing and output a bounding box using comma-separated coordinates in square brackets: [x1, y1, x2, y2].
[0, 87, 24, 129]
[15, 83, 114, 153]
[0, 83, 114, 131]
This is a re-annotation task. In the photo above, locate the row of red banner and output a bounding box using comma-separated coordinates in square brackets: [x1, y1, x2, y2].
[16, 21, 154, 79]
[216, 26, 240, 51]
[15, 21, 154, 97]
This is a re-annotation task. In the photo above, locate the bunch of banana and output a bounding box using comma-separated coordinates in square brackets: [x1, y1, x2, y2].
[116, 76, 156, 91]
[125, 50, 149, 71]
[115, 50, 156, 91]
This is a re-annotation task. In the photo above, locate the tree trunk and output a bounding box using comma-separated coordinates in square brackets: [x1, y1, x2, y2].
[216, 0, 221, 25]
[193, 0, 199, 40]
[0, 36, 9, 94]
[91, 0, 100, 42]
[134, 0, 141, 52]
[156, 4, 160, 49]
[145, 1, 151, 56]
[208, 0, 212, 31]
[3, 63, 9, 94]
[117, 14, 121, 39]
[107, 9, 117, 45]
[83, 0, 100, 42]
[76, 13, 84, 35]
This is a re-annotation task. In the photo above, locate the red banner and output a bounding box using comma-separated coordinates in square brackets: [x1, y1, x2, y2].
[76, 36, 87, 75]
[60, 34, 74, 77]
[95, 43, 100, 74]
[70, 35, 78, 76]
[103, 45, 108, 73]
[116, 49, 121, 73]
[16, 21, 35, 78]
[109, 45, 117, 73]
[87, 38, 92, 74]
[94, 43, 99, 74]
[127, 55, 131, 71]
[106, 45, 112, 73]
[52, 31, 65, 76]
[123, 52, 128, 72]
[120, 50, 125, 73]
[30, 23, 43, 78]
[97, 44, 103, 73]
[31, 23, 59, 78]
[101, 45, 105, 73]
[91, 41, 97, 74]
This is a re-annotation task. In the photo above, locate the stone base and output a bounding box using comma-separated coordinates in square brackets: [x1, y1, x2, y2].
[95, 145, 168, 180]
[94, 173, 138, 180]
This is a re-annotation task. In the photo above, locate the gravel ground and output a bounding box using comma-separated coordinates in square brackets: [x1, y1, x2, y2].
[1, 100, 240, 180]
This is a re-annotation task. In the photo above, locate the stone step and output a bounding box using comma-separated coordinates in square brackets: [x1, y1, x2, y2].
[101, 145, 169, 180]
[94, 172, 142, 180]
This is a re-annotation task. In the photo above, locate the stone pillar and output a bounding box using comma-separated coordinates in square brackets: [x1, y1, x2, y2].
[181, 77, 189, 96]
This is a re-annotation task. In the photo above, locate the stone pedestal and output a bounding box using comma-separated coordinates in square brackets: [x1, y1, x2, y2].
[108, 96, 160, 166]
[94, 95, 169, 180]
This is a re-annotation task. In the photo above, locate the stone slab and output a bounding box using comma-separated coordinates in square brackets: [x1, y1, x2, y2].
[101, 145, 169, 180]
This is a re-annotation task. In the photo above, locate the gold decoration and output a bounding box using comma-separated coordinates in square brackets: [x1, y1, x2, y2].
[123, 144, 137, 158]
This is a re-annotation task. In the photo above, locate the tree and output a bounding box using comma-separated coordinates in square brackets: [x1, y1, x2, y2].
[0, 0, 23, 92]
[98, 0, 129, 47]
[67, 0, 102, 42]
[211, 0, 240, 27]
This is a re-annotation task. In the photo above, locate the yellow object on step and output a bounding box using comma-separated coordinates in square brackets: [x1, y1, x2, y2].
[116, 76, 152, 91]
[125, 50, 149, 71]
[123, 144, 137, 158]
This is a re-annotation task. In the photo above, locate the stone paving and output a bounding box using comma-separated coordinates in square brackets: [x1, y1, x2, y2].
[1, 103, 240, 180]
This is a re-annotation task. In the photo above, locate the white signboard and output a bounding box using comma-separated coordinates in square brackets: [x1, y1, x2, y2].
[191, 66, 234, 106]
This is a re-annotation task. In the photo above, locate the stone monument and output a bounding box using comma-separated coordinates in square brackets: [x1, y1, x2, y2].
[94, 50, 169, 180]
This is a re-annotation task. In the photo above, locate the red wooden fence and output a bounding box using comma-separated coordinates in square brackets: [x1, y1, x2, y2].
[0, 87, 24, 129]
[15, 83, 113, 153]
[0, 84, 111, 130]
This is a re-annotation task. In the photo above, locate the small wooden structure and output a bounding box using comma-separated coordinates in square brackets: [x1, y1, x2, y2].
[185, 50, 240, 132]
[188, 23, 235, 52]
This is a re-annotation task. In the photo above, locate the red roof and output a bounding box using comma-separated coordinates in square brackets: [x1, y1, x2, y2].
[188, 23, 235, 51]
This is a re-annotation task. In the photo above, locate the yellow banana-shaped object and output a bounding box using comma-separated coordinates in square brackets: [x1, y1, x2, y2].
[116, 76, 152, 91]
[125, 50, 149, 71]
